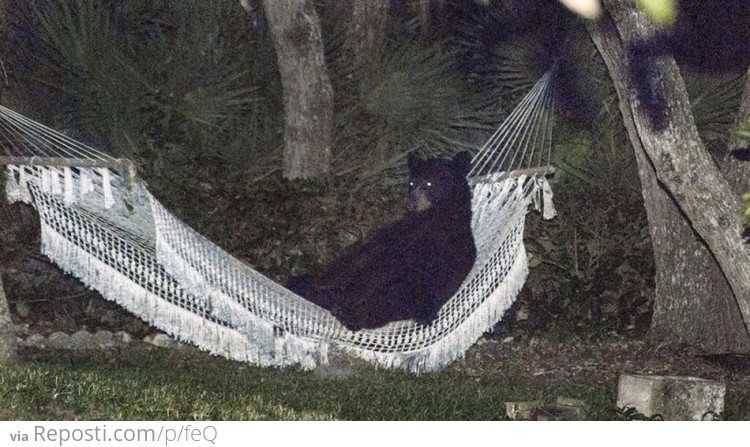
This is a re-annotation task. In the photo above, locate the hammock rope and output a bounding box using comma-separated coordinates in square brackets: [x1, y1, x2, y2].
[470, 70, 555, 178]
[0, 72, 556, 372]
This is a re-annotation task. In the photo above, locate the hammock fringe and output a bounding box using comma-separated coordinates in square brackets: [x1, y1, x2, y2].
[0, 71, 557, 372]
[4, 161, 552, 372]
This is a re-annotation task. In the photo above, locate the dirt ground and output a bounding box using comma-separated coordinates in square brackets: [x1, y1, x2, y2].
[459, 335, 750, 404]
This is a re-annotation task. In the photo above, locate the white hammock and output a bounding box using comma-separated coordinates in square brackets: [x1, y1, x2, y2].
[0, 72, 556, 372]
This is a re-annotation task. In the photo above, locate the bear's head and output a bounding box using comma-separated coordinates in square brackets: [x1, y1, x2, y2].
[406, 151, 472, 213]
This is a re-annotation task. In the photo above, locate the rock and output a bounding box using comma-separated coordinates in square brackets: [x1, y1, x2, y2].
[505, 398, 590, 421]
[24, 333, 46, 348]
[47, 331, 71, 349]
[14, 302, 30, 318]
[18, 329, 182, 351]
[114, 331, 132, 345]
[68, 330, 94, 350]
[13, 323, 30, 337]
[94, 330, 117, 348]
[505, 401, 544, 420]
[617, 374, 726, 421]
[147, 333, 179, 349]
[554, 397, 590, 420]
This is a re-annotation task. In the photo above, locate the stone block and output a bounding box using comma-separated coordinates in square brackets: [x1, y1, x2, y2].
[617, 374, 725, 420]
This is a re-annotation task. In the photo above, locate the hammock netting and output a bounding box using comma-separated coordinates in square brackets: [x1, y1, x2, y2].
[1, 72, 556, 372]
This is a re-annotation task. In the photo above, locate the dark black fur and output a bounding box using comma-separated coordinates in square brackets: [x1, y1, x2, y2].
[287, 152, 477, 331]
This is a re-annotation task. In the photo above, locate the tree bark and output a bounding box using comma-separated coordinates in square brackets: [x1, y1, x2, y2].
[418, 0, 430, 40]
[0, 275, 16, 363]
[636, 148, 750, 351]
[348, 0, 389, 72]
[253, 0, 334, 179]
[588, 1, 750, 351]
[416, 0, 447, 42]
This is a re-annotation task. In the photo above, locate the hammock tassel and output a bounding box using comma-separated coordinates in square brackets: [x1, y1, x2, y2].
[0, 68, 558, 372]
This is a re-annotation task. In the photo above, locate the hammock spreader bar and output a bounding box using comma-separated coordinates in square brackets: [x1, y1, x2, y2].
[0, 156, 137, 187]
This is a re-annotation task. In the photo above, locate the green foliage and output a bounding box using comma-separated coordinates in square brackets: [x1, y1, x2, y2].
[5, 343, 748, 420]
[733, 116, 750, 142]
[742, 194, 750, 228]
[362, 44, 492, 152]
[465, 37, 550, 107]
[730, 101, 750, 239]
[636, 0, 677, 25]
[4, 0, 504, 181]
[447, 0, 567, 107]
[522, 195, 653, 340]
[685, 72, 746, 155]
[329, 43, 494, 178]
[739, 123, 750, 237]
[31, 0, 142, 145]
[316, 3, 497, 178]
[5, 0, 280, 181]
[500, 25, 653, 339]
[616, 406, 665, 421]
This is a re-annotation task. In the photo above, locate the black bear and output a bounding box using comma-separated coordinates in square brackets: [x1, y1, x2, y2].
[288, 152, 477, 331]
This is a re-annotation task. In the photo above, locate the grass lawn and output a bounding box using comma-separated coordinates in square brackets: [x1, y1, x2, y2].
[5, 338, 748, 421]
[0, 343, 626, 421]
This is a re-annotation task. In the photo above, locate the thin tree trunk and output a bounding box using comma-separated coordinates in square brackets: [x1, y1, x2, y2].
[0, 275, 16, 363]
[249, 0, 334, 179]
[588, 1, 750, 351]
[348, 0, 389, 72]
[416, 0, 447, 42]
[418, 0, 430, 40]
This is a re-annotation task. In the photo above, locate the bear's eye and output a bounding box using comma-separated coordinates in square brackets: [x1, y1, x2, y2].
[409, 181, 415, 187]
[426, 182, 432, 187]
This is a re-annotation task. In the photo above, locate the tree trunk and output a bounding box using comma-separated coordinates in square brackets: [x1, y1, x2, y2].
[416, 0, 447, 42]
[636, 147, 750, 351]
[587, 1, 750, 351]
[348, 0, 389, 72]
[418, 0, 430, 40]
[0, 275, 16, 363]
[253, 0, 334, 179]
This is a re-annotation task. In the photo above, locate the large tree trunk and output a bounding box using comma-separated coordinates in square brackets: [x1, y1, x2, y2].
[252, 0, 334, 179]
[0, 275, 16, 363]
[588, 1, 750, 351]
[635, 146, 750, 351]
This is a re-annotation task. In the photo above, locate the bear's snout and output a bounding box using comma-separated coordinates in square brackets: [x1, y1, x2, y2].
[408, 188, 431, 212]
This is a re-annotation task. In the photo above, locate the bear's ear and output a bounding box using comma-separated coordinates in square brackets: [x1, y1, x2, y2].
[452, 151, 472, 175]
[407, 152, 422, 173]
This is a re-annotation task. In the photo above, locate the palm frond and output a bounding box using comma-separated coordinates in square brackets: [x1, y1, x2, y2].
[5, 0, 279, 177]
[685, 71, 746, 152]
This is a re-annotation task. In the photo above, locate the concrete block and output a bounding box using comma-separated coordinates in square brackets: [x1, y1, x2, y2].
[617, 374, 725, 420]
